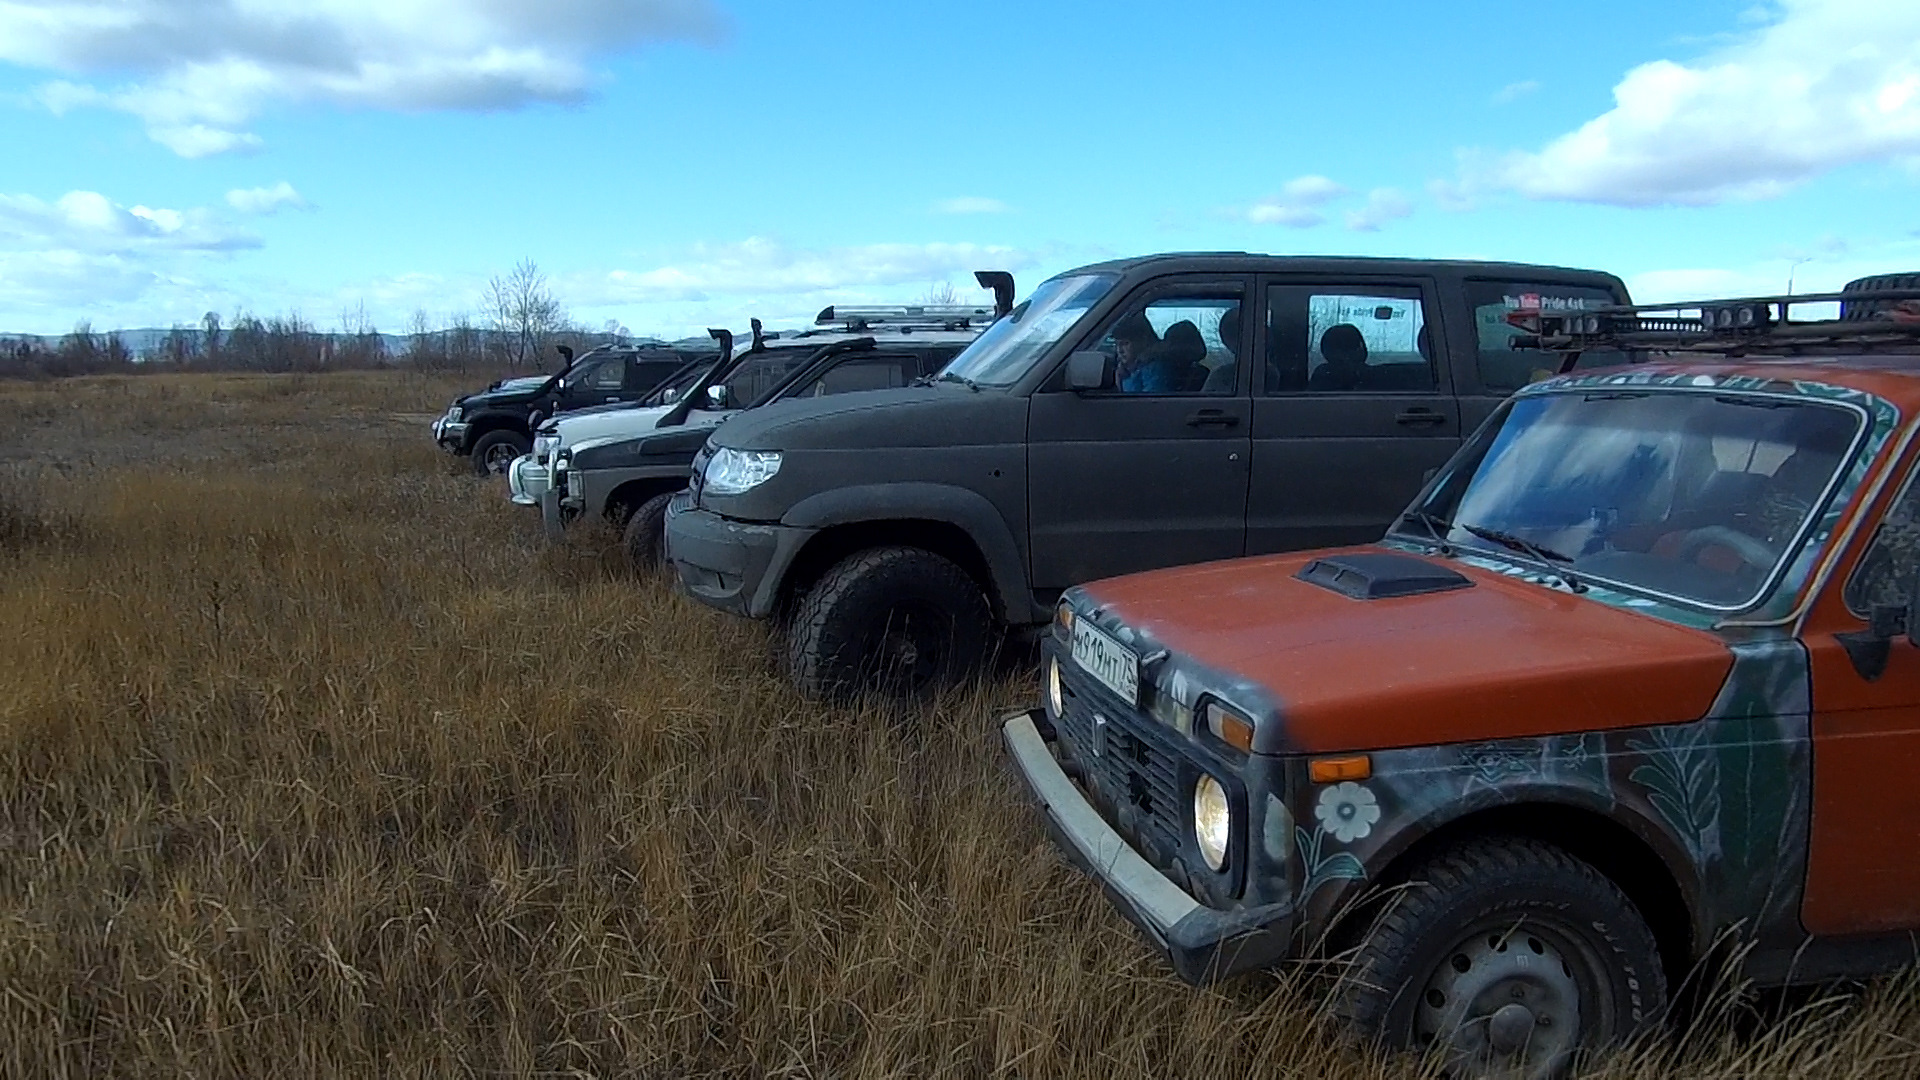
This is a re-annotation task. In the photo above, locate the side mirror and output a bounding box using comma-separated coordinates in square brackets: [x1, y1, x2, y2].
[706, 384, 728, 408]
[1841, 592, 1918, 682]
[1065, 350, 1111, 392]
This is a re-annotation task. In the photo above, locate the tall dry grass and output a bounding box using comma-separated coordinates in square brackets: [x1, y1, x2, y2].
[3, 372, 1920, 1078]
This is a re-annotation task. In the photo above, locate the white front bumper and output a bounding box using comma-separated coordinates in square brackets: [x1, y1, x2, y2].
[507, 455, 549, 506]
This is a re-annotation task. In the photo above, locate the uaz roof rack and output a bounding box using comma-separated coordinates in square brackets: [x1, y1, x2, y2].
[814, 303, 1000, 332]
[1506, 277, 1920, 372]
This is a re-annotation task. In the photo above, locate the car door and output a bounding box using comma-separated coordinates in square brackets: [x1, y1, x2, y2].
[1802, 453, 1920, 936]
[1027, 277, 1252, 588]
[1247, 276, 1461, 553]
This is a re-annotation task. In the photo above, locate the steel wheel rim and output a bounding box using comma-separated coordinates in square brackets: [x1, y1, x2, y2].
[1412, 917, 1596, 1080]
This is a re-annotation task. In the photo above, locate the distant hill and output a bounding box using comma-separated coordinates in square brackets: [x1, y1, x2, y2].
[0, 327, 718, 361]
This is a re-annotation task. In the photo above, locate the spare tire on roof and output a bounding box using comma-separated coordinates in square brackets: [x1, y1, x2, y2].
[1840, 272, 1920, 321]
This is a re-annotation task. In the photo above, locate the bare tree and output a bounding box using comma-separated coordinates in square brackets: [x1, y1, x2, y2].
[920, 281, 961, 305]
[202, 311, 223, 364]
[484, 258, 566, 369]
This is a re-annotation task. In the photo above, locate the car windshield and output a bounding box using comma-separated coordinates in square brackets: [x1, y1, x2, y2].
[648, 361, 708, 404]
[1399, 388, 1865, 611]
[936, 273, 1118, 387]
[719, 348, 814, 406]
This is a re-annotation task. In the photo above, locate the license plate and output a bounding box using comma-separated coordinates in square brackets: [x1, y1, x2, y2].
[1071, 620, 1139, 707]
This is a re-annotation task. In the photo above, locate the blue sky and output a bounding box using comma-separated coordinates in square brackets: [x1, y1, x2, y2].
[1, 0, 1917, 339]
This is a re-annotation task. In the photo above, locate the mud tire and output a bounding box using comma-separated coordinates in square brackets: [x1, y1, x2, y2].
[786, 546, 992, 701]
[1336, 835, 1666, 1078]
[622, 492, 676, 571]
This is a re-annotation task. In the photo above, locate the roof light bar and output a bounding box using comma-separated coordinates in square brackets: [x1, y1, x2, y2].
[815, 303, 999, 330]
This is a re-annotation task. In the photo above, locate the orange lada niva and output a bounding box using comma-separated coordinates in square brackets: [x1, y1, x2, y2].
[1003, 278, 1920, 1075]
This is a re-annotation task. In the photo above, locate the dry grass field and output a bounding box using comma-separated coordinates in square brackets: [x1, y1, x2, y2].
[4, 370, 1920, 1078]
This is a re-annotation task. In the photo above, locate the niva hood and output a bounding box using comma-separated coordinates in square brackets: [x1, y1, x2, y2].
[1073, 546, 1735, 755]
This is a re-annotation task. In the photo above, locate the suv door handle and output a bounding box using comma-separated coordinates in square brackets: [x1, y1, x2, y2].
[1395, 408, 1447, 427]
[1185, 409, 1240, 429]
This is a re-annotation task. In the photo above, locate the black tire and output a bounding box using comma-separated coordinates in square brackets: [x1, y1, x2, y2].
[786, 546, 993, 701]
[1337, 835, 1666, 1079]
[622, 492, 677, 571]
[470, 430, 529, 477]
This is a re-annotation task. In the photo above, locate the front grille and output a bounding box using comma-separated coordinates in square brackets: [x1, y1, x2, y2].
[688, 445, 710, 505]
[1053, 662, 1190, 870]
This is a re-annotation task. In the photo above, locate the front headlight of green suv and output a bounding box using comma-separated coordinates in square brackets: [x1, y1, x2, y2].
[703, 448, 783, 496]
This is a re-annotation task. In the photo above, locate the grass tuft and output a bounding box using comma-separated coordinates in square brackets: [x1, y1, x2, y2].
[3, 372, 1920, 1078]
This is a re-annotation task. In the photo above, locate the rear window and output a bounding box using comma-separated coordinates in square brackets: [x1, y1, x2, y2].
[1468, 280, 1620, 393]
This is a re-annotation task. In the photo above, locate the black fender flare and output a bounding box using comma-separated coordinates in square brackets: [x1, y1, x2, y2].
[780, 482, 1036, 623]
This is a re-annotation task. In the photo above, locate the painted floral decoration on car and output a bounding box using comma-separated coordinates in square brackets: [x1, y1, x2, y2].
[1315, 782, 1380, 843]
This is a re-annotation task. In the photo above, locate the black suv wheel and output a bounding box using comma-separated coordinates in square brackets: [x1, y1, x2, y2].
[622, 492, 676, 570]
[787, 546, 992, 701]
[1337, 835, 1666, 1079]
[470, 430, 529, 477]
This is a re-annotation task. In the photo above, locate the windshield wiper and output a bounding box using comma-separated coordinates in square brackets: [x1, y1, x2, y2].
[936, 371, 980, 392]
[1394, 509, 1457, 555]
[1457, 523, 1587, 593]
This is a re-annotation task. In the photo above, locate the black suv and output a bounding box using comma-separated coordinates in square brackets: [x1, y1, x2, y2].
[543, 301, 1002, 566]
[664, 253, 1629, 698]
[432, 343, 706, 475]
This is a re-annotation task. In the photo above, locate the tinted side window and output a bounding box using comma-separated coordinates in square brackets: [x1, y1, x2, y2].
[723, 351, 809, 406]
[794, 354, 918, 397]
[581, 358, 624, 391]
[632, 359, 681, 390]
[1265, 285, 1435, 394]
[1847, 470, 1920, 616]
[1467, 281, 1619, 392]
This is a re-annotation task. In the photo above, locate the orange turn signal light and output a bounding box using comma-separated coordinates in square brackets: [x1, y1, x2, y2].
[1202, 702, 1254, 752]
[1309, 755, 1372, 784]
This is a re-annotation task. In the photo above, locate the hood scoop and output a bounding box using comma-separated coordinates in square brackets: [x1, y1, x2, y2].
[1295, 552, 1472, 601]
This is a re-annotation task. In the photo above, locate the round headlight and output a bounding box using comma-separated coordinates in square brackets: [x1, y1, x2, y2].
[1047, 657, 1064, 716]
[1193, 774, 1231, 872]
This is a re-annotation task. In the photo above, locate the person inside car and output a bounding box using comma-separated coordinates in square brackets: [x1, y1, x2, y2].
[1201, 305, 1240, 393]
[1308, 323, 1370, 391]
[1113, 312, 1172, 393]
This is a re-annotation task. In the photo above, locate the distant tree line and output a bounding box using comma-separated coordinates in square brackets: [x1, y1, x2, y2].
[0, 259, 643, 381]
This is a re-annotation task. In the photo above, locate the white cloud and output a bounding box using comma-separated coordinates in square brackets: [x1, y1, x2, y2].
[1244, 174, 1348, 227]
[226, 182, 309, 215]
[0, 190, 255, 253]
[1346, 188, 1415, 232]
[1625, 242, 1920, 305]
[1492, 80, 1540, 105]
[578, 237, 1039, 306]
[0, 188, 259, 323]
[1492, 0, 1920, 206]
[934, 196, 1008, 215]
[2, 0, 728, 155]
